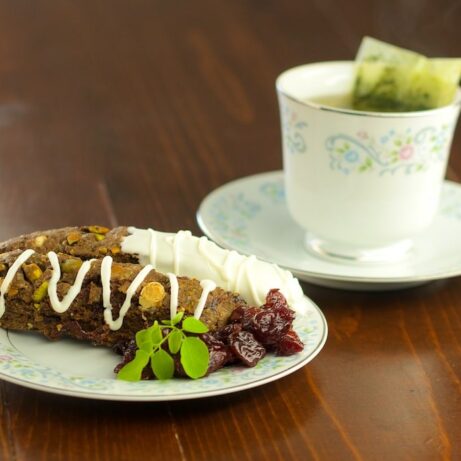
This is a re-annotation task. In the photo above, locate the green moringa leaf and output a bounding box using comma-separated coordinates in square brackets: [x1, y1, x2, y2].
[135, 328, 151, 348]
[150, 321, 163, 345]
[117, 349, 150, 382]
[171, 311, 184, 326]
[168, 329, 183, 354]
[182, 317, 209, 334]
[135, 328, 154, 353]
[151, 349, 175, 380]
[138, 339, 153, 353]
[180, 337, 209, 379]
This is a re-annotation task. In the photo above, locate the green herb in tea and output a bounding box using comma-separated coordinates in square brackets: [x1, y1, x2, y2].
[353, 37, 461, 112]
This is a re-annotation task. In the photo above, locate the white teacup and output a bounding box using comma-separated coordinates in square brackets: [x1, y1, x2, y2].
[276, 61, 461, 263]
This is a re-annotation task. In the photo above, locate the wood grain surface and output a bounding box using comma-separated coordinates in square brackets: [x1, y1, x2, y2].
[0, 1, 461, 460]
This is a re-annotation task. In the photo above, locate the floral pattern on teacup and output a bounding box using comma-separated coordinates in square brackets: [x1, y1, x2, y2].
[207, 193, 260, 248]
[326, 125, 451, 175]
[281, 106, 308, 154]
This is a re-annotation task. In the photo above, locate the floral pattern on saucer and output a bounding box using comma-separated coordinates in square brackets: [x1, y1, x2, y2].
[0, 306, 327, 400]
[259, 181, 285, 204]
[327, 125, 450, 175]
[204, 192, 261, 250]
[203, 178, 288, 251]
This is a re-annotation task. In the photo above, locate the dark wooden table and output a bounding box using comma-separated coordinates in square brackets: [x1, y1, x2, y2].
[0, 1, 461, 460]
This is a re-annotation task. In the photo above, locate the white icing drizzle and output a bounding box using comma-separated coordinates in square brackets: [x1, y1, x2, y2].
[167, 272, 179, 319]
[148, 228, 157, 268]
[197, 237, 257, 303]
[101, 256, 113, 312]
[245, 256, 261, 305]
[127, 227, 274, 311]
[197, 236, 229, 282]
[173, 230, 191, 274]
[197, 236, 208, 254]
[201, 248, 262, 307]
[233, 254, 247, 294]
[103, 260, 154, 331]
[222, 250, 238, 284]
[121, 228, 308, 314]
[194, 279, 216, 319]
[47, 252, 95, 314]
[197, 236, 212, 265]
[0, 249, 35, 318]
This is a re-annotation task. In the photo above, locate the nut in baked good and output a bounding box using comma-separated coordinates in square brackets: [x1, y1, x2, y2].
[139, 282, 165, 310]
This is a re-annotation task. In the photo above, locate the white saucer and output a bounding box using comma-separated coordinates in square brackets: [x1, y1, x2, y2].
[197, 171, 461, 290]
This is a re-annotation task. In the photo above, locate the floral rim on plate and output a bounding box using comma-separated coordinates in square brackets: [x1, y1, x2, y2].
[0, 297, 327, 401]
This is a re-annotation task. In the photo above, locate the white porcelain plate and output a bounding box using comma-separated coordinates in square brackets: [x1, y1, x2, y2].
[197, 171, 461, 290]
[0, 297, 326, 401]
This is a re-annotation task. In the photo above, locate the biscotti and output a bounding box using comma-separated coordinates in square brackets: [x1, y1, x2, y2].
[0, 249, 246, 347]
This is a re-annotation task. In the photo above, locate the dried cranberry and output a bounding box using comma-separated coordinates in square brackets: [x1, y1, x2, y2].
[276, 329, 304, 356]
[231, 306, 262, 329]
[229, 331, 266, 367]
[140, 366, 155, 380]
[174, 355, 187, 377]
[112, 339, 132, 356]
[229, 306, 245, 322]
[250, 309, 292, 346]
[213, 323, 242, 343]
[264, 288, 289, 310]
[200, 333, 234, 373]
[113, 339, 137, 373]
